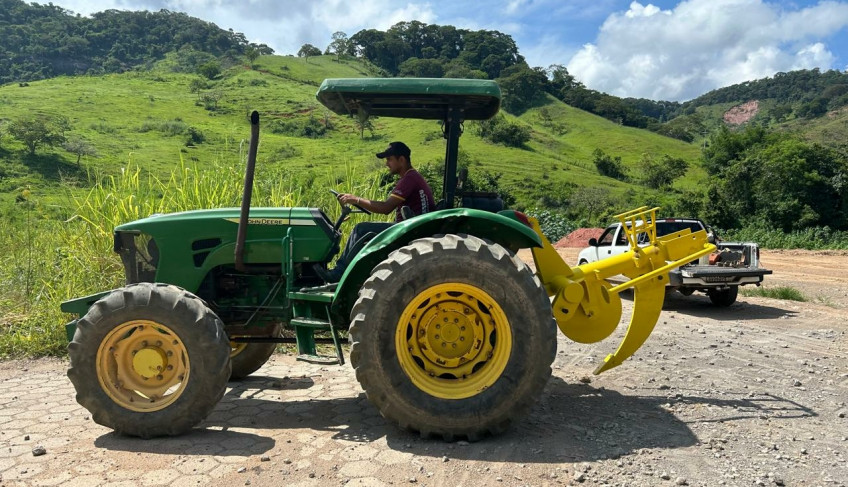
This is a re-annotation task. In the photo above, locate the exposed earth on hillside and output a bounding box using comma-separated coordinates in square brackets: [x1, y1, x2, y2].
[555, 228, 605, 248]
[724, 100, 760, 125]
[1, 249, 846, 487]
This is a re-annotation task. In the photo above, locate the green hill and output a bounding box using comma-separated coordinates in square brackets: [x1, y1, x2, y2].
[0, 54, 703, 218]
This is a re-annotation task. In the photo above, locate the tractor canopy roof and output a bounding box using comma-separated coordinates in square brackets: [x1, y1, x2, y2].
[316, 78, 501, 120]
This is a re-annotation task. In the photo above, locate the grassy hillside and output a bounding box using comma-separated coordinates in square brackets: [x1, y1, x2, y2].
[0, 54, 704, 216]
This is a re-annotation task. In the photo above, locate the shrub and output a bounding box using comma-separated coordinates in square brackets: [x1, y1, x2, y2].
[592, 148, 627, 181]
[474, 115, 530, 148]
[185, 127, 205, 146]
[524, 208, 575, 242]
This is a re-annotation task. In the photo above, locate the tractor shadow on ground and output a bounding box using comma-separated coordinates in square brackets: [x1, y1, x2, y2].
[93, 375, 815, 462]
[185, 375, 812, 464]
[93, 428, 276, 456]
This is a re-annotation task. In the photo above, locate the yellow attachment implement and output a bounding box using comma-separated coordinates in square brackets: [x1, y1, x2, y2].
[530, 207, 716, 374]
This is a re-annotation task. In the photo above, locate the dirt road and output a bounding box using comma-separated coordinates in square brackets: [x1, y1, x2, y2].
[1, 250, 846, 486]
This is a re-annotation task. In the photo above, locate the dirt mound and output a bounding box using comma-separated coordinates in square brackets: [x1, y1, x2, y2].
[723, 100, 759, 125]
[555, 228, 604, 248]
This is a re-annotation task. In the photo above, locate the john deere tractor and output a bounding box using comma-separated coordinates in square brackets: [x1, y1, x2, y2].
[61, 78, 715, 440]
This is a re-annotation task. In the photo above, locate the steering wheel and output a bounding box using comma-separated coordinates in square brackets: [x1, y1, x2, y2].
[330, 189, 371, 215]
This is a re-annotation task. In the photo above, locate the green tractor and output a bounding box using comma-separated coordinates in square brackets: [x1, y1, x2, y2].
[61, 78, 714, 440]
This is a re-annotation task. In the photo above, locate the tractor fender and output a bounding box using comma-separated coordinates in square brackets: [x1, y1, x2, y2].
[330, 208, 542, 323]
[60, 289, 115, 342]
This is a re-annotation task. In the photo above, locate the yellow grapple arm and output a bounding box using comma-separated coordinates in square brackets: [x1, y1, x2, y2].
[530, 207, 715, 374]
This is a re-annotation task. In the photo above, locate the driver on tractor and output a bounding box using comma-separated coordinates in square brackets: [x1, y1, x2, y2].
[315, 141, 435, 283]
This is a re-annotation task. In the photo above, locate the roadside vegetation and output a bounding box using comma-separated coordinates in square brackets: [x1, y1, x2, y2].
[0, 157, 388, 358]
[740, 286, 807, 302]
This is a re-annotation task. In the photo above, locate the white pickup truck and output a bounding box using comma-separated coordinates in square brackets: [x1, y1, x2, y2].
[577, 217, 772, 306]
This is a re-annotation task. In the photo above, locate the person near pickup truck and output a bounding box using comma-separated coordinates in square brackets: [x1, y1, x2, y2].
[314, 141, 435, 283]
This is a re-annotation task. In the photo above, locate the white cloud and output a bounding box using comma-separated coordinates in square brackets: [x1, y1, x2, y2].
[567, 0, 848, 101]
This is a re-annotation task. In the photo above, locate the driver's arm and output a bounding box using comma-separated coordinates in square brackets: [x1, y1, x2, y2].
[339, 193, 403, 215]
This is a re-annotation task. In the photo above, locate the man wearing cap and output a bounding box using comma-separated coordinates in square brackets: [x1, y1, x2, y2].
[314, 141, 435, 283]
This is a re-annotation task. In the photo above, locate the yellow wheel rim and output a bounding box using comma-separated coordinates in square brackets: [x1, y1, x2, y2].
[395, 283, 512, 399]
[96, 320, 190, 412]
[229, 340, 247, 358]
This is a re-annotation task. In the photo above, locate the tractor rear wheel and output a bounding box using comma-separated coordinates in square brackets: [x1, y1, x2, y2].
[68, 283, 231, 438]
[229, 323, 281, 379]
[349, 234, 556, 441]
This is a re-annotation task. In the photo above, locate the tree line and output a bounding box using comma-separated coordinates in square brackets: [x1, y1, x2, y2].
[0, 0, 272, 84]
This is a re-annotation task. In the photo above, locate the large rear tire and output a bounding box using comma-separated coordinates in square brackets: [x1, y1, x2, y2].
[349, 234, 556, 441]
[229, 323, 281, 380]
[708, 286, 738, 307]
[68, 283, 231, 438]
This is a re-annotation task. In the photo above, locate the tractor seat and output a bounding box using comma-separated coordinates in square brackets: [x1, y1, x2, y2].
[461, 192, 504, 213]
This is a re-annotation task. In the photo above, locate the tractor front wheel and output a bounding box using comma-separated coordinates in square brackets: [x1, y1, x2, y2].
[68, 283, 231, 438]
[349, 234, 556, 440]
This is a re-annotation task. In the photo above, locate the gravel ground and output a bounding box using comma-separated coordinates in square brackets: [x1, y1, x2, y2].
[0, 249, 846, 487]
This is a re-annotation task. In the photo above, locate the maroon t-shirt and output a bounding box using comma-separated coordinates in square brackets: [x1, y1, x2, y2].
[391, 169, 435, 222]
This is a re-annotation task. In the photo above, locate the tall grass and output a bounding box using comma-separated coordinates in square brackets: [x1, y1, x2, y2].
[0, 155, 387, 358]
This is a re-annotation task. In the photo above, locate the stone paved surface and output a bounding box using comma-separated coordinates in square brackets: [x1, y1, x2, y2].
[1, 289, 848, 486]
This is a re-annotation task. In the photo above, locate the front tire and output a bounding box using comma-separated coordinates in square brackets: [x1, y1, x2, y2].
[68, 283, 231, 438]
[349, 234, 556, 440]
[708, 286, 738, 307]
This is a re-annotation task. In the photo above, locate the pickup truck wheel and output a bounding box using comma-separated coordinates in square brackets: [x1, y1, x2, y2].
[68, 283, 231, 438]
[229, 323, 281, 379]
[708, 286, 738, 307]
[578, 259, 588, 266]
[678, 288, 695, 297]
[349, 234, 556, 441]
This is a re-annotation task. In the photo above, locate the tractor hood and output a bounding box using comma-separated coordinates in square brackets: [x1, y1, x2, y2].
[115, 207, 321, 234]
[113, 207, 337, 291]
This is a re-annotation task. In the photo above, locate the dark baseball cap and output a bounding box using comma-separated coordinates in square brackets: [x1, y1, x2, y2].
[376, 141, 411, 159]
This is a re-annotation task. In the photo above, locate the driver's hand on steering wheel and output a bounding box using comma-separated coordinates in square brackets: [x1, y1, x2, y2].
[338, 193, 361, 206]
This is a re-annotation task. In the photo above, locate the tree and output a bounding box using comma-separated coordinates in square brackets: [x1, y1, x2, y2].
[63, 136, 97, 165]
[496, 65, 548, 114]
[639, 154, 688, 189]
[8, 114, 69, 155]
[398, 57, 444, 77]
[244, 46, 260, 64]
[355, 113, 375, 139]
[199, 90, 223, 111]
[297, 43, 322, 62]
[196, 61, 221, 80]
[188, 78, 208, 99]
[327, 31, 349, 62]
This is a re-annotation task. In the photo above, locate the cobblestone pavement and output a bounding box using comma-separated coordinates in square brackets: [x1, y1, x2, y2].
[1, 290, 847, 487]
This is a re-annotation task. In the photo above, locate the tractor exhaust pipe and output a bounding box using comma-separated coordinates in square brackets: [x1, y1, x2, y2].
[235, 111, 260, 272]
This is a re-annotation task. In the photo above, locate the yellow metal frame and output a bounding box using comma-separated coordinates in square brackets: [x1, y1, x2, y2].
[395, 283, 512, 399]
[530, 206, 716, 374]
[96, 320, 190, 412]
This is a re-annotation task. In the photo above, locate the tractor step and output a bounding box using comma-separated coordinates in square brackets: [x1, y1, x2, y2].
[296, 354, 341, 365]
[289, 291, 334, 303]
[290, 317, 332, 329]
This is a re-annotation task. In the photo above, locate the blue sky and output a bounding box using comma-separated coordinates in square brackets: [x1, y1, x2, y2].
[53, 0, 848, 101]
